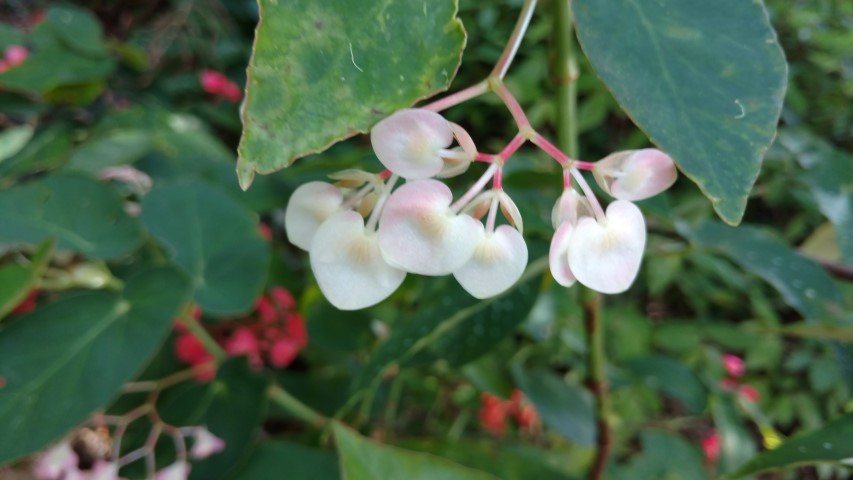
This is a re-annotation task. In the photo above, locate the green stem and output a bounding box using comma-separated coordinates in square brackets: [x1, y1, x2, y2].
[491, 0, 538, 79]
[584, 290, 610, 480]
[179, 308, 226, 362]
[268, 383, 328, 428]
[553, 0, 579, 158]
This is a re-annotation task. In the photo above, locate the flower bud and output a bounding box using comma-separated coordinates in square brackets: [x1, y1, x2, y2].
[593, 149, 677, 201]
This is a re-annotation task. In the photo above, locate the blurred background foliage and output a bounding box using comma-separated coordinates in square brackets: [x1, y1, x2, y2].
[0, 0, 852, 478]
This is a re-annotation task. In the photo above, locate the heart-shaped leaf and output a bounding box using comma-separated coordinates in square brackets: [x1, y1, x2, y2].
[140, 180, 270, 316]
[0, 172, 144, 259]
[0, 266, 192, 464]
[572, 0, 787, 225]
[237, 0, 466, 188]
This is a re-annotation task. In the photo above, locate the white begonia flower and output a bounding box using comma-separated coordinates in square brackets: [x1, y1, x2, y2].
[189, 427, 226, 459]
[593, 148, 677, 201]
[154, 461, 190, 480]
[33, 440, 80, 480]
[371, 109, 454, 179]
[310, 211, 406, 310]
[378, 179, 484, 275]
[568, 200, 646, 294]
[285, 181, 344, 250]
[89, 461, 120, 480]
[454, 224, 528, 299]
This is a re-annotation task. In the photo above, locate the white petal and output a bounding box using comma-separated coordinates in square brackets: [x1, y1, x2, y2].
[454, 225, 528, 299]
[155, 461, 190, 480]
[378, 180, 484, 275]
[285, 182, 343, 250]
[310, 211, 405, 310]
[371, 109, 453, 179]
[549, 222, 576, 287]
[568, 201, 646, 294]
[190, 427, 226, 459]
[551, 189, 591, 229]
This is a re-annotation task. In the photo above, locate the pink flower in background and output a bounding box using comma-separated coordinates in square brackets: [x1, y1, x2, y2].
[702, 431, 720, 464]
[199, 69, 242, 103]
[738, 384, 760, 403]
[722, 354, 745, 378]
[5, 45, 28, 66]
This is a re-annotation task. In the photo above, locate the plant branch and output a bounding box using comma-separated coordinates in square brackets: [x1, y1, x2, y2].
[553, 0, 579, 158]
[423, 81, 489, 112]
[178, 307, 226, 362]
[268, 383, 328, 428]
[492, 0, 538, 79]
[584, 290, 611, 480]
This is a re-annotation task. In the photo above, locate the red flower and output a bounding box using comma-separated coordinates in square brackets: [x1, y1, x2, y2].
[722, 353, 745, 378]
[11, 289, 40, 315]
[199, 69, 242, 103]
[738, 384, 760, 403]
[702, 431, 720, 464]
[478, 393, 508, 436]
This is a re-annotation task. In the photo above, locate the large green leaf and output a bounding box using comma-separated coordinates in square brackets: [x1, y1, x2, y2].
[777, 129, 853, 264]
[688, 221, 844, 320]
[140, 180, 270, 315]
[624, 355, 707, 414]
[237, 0, 466, 188]
[0, 266, 192, 464]
[511, 367, 596, 446]
[0, 240, 53, 319]
[726, 411, 853, 478]
[352, 259, 544, 391]
[333, 423, 497, 480]
[572, 0, 787, 225]
[0, 173, 144, 259]
[157, 360, 269, 480]
[233, 441, 340, 480]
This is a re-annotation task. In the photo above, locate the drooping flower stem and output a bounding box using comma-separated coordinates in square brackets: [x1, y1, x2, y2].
[493, 80, 531, 129]
[491, 0, 538, 79]
[268, 383, 329, 428]
[423, 80, 489, 112]
[451, 163, 498, 213]
[178, 306, 226, 362]
[584, 290, 611, 480]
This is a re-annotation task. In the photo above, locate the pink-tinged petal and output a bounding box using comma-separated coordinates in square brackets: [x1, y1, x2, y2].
[190, 427, 226, 459]
[155, 461, 190, 480]
[551, 189, 592, 229]
[448, 122, 477, 159]
[371, 109, 453, 179]
[454, 225, 528, 299]
[89, 461, 120, 480]
[378, 180, 484, 275]
[497, 191, 523, 234]
[310, 211, 406, 310]
[568, 201, 646, 294]
[33, 441, 79, 480]
[549, 222, 577, 287]
[593, 149, 677, 201]
[722, 353, 745, 378]
[285, 182, 343, 250]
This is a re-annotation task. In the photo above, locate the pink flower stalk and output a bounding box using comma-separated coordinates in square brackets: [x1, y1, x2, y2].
[722, 353, 745, 378]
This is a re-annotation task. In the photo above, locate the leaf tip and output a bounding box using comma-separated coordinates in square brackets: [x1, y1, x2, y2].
[236, 159, 255, 191]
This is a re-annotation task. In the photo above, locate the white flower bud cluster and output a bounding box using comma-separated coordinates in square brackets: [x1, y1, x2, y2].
[285, 109, 677, 310]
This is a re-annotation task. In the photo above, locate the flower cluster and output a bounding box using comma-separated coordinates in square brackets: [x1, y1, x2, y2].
[31, 426, 223, 480]
[478, 390, 539, 437]
[173, 287, 307, 380]
[285, 107, 677, 309]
